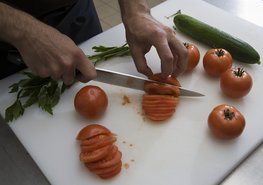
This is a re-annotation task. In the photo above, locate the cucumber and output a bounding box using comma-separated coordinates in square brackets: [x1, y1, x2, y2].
[173, 11, 260, 64]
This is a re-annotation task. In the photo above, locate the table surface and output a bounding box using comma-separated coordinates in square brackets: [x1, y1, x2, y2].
[0, 0, 262, 185]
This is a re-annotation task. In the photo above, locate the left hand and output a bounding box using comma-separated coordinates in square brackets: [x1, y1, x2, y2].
[123, 13, 188, 77]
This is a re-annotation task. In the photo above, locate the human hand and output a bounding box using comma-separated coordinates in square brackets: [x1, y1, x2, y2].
[0, 2, 96, 85]
[15, 22, 96, 85]
[123, 13, 188, 77]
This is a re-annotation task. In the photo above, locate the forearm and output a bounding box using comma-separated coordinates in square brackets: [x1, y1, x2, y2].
[0, 2, 44, 48]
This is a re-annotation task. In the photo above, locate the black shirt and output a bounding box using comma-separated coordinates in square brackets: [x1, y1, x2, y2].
[2, 0, 78, 17]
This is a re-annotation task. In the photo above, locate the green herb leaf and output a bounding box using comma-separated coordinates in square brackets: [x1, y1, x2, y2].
[38, 85, 53, 115]
[5, 99, 24, 122]
[23, 89, 41, 108]
[9, 83, 19, 93]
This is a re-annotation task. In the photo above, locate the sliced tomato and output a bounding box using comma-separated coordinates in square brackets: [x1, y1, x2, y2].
[142, 95, 178, 121]
[144, 82, 180, 97]
[76, 124, 111, 141]
[87, 147, 121, 170]
[80, 134, 116, 153]
[98, 162, 122, 179]
[93, 161, 122, 175]
[148, 73, 181, 86]
[79, 145, 112, 163]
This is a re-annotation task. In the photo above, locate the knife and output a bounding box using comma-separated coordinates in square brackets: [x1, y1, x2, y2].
[94, 68, 204, 97]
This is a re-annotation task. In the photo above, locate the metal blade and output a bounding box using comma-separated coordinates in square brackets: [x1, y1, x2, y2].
[179, 87, 205, 97]
[94, 68, 204, 97]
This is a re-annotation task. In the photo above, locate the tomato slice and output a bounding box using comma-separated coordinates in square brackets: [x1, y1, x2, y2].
[86, 147, 122, 170]
[93, 161, 122, 175]
[148, 73, 181, 86]
[79, 145, 113, 163]
[98, 162, 122, 179]
[142, 95, 178, 121]
[142, 95, 178, 106]
[80, 134, 116, 153]
[76, 124, 111, 141]
[144, 82, 180, 97]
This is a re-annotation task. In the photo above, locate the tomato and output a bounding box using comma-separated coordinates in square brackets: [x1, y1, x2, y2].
[203, 48, 232, 77]
[148, 73, 181, 86]
[144, 82, 180, 97]
[146, 73, 181, 96]
[79, 145, 113, 163]
[220, 67, 253, 98]
[77, 124, 122, 179]
[142, 94, 178, 121]
[184, 43, 200, 72]
[143, 74, 181, 122]
[76, 124, 111, 141]
[74, 85, 108, 119]
[98, 162, 122, 179]
[86, 146, 120, 169]
[80, 134, 116, 152]
[208, 104, 245, 139]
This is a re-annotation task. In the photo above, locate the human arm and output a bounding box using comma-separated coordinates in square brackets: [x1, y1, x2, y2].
[118, 0, 188, 77]
[0, 2, 96, 85]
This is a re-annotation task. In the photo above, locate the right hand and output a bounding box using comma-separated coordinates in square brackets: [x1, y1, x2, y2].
[16, 22, 96, 85]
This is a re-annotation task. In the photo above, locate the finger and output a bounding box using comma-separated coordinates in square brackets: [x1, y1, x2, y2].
[75, 52, 97, 83]
[130, 47, 153, 77]
[62, 68, 75, 85]
[153, 40, 174, 77]
[50, 65, 62, 81]
[169, 37, 188, 76]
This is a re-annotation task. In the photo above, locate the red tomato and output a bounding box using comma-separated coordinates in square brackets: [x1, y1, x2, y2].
[76, 124, 122, 179]
[86, 145, 120, 169]
[220, 67, 253, 98]
[142, 94, 178, 121]
[203, 48, 232, 77]
[79, 145, 113, 163]
[148, 73, 181, 86]
[76, 124, 112, 141]
[74, 85, 108, 119]
[184, 43, 200, 72]
[80, 134, 117, 152]
[144, 82, 180, 97]
[208, 104, 245, 139]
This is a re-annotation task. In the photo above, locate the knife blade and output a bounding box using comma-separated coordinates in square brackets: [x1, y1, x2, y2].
[94, 68, 204, 97]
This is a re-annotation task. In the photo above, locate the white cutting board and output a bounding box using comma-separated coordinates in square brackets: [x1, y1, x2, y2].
[1, 0, 263, 184]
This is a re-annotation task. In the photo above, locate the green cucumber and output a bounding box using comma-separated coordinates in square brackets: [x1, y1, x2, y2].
[173, 11, 260, 64]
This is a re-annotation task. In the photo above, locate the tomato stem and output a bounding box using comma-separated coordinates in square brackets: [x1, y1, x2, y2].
[216, 49, 225, 57]
[234, 67, 245, 77]
[224, 109, 235, 120]
[183, 42, 189, 48]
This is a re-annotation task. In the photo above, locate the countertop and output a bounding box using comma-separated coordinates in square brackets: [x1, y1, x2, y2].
[0, 0, 262, 184]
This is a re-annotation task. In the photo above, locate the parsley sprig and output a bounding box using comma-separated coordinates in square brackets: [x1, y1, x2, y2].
[88, 43, 130, 65]
[5, 72, 71, 122]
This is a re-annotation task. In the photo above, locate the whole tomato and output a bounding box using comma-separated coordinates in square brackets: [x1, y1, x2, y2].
[208, 104, 245, 139]
[220, 67, 253, 98]
[74, 85, 108, 119]
[203, 48, 232, 77]
[184, 43, 200, 72]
